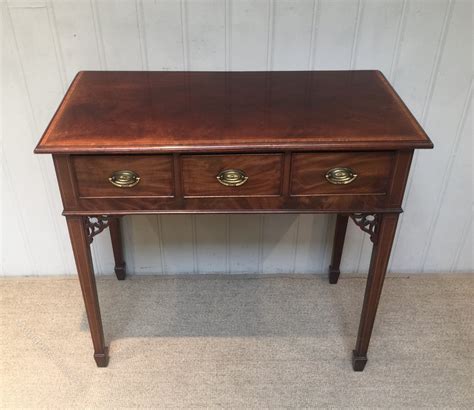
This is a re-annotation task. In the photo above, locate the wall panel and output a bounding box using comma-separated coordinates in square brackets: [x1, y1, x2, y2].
[272, 0, 314, 70]
[186, 0, 226, 70]
[141, 0, 184, 70]
[94, 0, 143, 70]
[391, 0, 472, 272]
[2, 0, 472, 276]
[312, 0, 359, 70]
[229, 0, 269, 70]
[5, 4, 73, 275]
[423, 83, 472, 272]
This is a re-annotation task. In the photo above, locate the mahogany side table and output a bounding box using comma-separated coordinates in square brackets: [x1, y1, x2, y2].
[35, 71, 433, 370]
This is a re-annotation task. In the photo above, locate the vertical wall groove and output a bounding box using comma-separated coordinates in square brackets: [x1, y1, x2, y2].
[225, 0, 232, 70]
[191, 215, 198, 274]
[421, 80, 473, 271]
[389, 0, 408, 82]
[90, 0, 106, 69]
[1, 155, 37, 275]
[349, 0, 363, 69]
[257, 216, 265, 274]
[4, 5, 37, 275]
[135, 0, 146, 70]
[265, 0, 275, 71]
[307, 0, 319, 70]
[390, 0, 455, 272]
[180, 0, 189, 70]
[7, 4, 71, 275]
[225, 216, 231, 274]
[136, 0, 149, 70]
[419, 0, 454, 125]
[46, 0, 67, 92]
[451, 215, 472, 272]
[156, 215, 166, 274]
[291, 218, 301, 274]
[122, 216, 136, 274]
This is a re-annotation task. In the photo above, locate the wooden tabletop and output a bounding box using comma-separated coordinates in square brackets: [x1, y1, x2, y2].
[35, 70, 432, 154]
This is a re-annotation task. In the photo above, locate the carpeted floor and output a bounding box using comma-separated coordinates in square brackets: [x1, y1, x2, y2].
[0, 275, 472, 408]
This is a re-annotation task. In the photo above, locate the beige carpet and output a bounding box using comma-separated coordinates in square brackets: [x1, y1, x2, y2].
[1, 275, 472, 408]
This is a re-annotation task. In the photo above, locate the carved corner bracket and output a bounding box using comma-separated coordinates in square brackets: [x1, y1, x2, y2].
[350, 213, 379, 244]
[85, 216, 111, 244]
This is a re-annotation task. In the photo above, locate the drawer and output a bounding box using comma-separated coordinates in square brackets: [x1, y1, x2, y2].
[181, 154, 283, 197]
[72, 155, 174, 198]
[290, 152, 394, 196]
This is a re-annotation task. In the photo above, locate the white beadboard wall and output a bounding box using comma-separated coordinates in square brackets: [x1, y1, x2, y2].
[1, 0, 472, 277]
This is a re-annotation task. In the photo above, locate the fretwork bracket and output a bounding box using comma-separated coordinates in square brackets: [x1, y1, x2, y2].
[350, 213, 379, 244]
[85, 216, 111, 244]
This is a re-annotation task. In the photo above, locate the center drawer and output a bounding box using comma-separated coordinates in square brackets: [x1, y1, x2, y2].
[181, 154, 283, 197]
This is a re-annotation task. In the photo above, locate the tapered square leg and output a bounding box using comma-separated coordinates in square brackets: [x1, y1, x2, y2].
[66, 216, 109, 367]
[328, 214, 349, 284]
[94, 346, 109, 367]
[109, 217, 126, 280]
[352, 350, 368, 371]
[352, 213, 399, 371]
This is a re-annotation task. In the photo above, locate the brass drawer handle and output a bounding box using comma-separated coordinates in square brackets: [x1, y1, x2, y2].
[216, 169, 248, 187]
[109, 170, 140, 188]
[325, 167, 358, 185]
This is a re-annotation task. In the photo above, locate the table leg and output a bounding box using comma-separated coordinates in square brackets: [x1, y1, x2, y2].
[352, 213, 399, 371]
[328, 214, 349, 284]
[109, 217, 126, 280]
[66, 216, 109, 367]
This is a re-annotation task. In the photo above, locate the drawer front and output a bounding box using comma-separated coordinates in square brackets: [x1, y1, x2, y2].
[181, 154, 283, 197]
[72, 155, 174, 197]
[291, 152, 394, 196]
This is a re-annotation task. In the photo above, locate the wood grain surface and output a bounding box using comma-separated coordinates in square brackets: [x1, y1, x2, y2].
[35, 71, 433, 154]
[181, 154, 283, 197]
[290, 151, 394, 196]
[72, 155, 174, 198]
